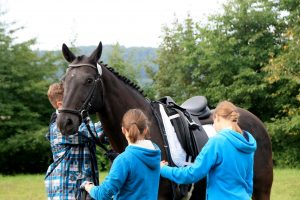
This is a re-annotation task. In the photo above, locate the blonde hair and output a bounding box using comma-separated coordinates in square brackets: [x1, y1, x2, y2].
[47, 83, 64, 109]
[214, 101, 242, 134]
[121, 109, 150, 143]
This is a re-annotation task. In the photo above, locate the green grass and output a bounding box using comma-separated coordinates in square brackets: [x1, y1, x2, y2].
[0, 171, 108, 200]
[0, 174, 46, 200]
[271, 168, 300, 200]
[0, 169, 299, 200]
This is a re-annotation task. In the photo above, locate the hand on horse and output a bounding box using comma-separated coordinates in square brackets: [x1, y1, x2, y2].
[160, 160, 169, 168]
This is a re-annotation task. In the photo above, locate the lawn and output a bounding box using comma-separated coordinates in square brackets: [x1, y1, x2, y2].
[0, 169, 299, 199]
[271, 168, 300, 200]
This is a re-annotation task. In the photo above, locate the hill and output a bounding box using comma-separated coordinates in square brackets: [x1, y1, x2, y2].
[79, 45, 158, 85]
[45, 45, 158, 85]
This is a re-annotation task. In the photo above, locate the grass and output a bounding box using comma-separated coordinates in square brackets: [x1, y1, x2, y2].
[0, 174, 46, 200]
[0, 169, 299, 200]
[271, 168, 300, 200]
[0, 171, 108, 200]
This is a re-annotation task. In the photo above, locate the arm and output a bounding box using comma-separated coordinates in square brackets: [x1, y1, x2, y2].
[161, 138, 220, 184]
[79, 121, 103, 139]
[49, 122, 93, 145]
[88, 155, 129, 199]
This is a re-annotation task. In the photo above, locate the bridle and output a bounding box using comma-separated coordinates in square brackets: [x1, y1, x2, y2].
[58, 61, 109, 153]
[59, 62, 104, 123]
[58, 62, 114, 194]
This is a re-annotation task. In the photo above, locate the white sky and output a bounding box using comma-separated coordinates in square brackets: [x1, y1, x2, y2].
[0, 0, 227, 50]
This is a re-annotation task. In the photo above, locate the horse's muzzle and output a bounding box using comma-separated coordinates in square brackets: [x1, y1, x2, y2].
[56, 113, 80, 135]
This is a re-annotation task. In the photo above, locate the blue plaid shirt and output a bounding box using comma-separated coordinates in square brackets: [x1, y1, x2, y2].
[45, 116, 103, 200]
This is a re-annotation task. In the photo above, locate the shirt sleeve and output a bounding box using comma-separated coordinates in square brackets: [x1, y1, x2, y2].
[160, 137, 220, 184]
[78, 121, 103, 139]
[49, 122, 94, 145]
[89, 154, 129, 199]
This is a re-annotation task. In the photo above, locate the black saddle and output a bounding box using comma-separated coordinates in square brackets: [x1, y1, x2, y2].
[156, 96, 210, 160]
[151, 96, 211, 200]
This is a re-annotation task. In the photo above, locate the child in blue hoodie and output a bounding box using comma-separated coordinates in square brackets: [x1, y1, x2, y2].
[84, 109, 161, 200]
[161, 101, 257, 200]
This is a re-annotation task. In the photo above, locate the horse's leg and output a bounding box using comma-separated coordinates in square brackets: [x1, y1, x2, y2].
[252, 163, 273, 200]
[158, 179, 174, 200]
[190, 178, 206, 200]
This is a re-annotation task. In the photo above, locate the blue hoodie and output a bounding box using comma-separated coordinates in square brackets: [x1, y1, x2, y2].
[90, 143, 161, 200]
[161, 129, 257, 200]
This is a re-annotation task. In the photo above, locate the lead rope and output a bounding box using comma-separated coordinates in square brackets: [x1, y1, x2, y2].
[77, 115, 105, 200]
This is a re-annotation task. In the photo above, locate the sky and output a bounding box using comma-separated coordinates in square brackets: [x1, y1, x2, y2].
[0, 0, 227, 50]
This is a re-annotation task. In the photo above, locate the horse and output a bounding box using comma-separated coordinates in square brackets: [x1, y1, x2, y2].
[56, 42, 273, 200]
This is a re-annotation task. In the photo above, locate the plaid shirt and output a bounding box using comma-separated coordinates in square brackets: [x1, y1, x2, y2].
[45, 115, 103, 200]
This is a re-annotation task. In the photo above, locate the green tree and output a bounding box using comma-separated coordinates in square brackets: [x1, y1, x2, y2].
[107, 42, 138, 83]
[153, 16, 200, 102]
[0, 19, 60, 173]
[193, 0, 283, 120]
[263, 0, 300, 167]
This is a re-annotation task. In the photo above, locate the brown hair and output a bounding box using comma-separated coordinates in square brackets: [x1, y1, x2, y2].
[121, 109, 150, 143]
[47, 83, 64, 109]
[214, 101, 242, 134]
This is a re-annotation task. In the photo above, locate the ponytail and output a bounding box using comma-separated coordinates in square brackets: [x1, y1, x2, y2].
[127, 123, 141, 143]
[121, 109, 150, 143]
[214, 101, 243, 134]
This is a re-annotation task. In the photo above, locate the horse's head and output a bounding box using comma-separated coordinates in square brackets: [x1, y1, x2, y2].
[57, 42, 104, 135]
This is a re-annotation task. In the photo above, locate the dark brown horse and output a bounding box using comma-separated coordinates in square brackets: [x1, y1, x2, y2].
[57, 42, 273, 200]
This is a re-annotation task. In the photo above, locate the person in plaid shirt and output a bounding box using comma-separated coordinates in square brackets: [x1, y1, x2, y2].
[45, 82, 103, 200]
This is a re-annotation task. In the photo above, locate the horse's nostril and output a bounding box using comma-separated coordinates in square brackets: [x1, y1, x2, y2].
[66, 118, 73, 126]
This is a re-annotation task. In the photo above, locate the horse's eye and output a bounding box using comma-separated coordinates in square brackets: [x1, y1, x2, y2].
[87, 78, 93, 84]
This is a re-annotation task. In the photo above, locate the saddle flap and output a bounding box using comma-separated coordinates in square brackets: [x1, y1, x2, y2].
[164, 105, 209, 160]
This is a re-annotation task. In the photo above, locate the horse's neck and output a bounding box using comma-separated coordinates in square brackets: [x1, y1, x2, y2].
[98, 69, 151, 152]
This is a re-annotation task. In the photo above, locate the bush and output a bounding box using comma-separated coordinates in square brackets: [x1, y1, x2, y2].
[267, 115, 300, 168]
[0, 127, 52, 174]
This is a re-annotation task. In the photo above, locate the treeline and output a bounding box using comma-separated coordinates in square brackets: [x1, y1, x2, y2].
[0, 0, 300, 174]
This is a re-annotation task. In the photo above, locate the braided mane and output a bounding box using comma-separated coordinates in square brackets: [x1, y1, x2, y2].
[100, 61, 145, 97]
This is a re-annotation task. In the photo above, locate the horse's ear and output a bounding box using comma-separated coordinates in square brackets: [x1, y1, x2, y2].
[89, 42, 102, 63]
[62, 43, 76, 63]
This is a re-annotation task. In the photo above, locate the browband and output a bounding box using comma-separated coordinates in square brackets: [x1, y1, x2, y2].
[68, 63, 102, 75]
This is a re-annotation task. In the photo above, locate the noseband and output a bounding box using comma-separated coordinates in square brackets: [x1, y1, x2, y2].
[59, 63, 104, 123]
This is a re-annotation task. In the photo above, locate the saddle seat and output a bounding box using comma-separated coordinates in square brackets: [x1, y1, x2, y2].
[181, 96, 211, 119]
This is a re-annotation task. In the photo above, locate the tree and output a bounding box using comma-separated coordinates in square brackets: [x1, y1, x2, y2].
[107, 42, 138, 83]
[153, 16, 201, 102]
[0, 18, 61, 173]
[192, 0, 284, 121]
[153, 0, 284, 119]
[263, 0, 300, 167]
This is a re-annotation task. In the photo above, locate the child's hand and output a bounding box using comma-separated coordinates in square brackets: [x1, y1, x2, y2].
[81, 181, 94, 193]
[160, 160, 168, 168]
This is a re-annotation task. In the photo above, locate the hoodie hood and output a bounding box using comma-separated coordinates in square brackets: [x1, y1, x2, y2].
[126, 143, 161, 169]
[219, 129, 257, 154]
